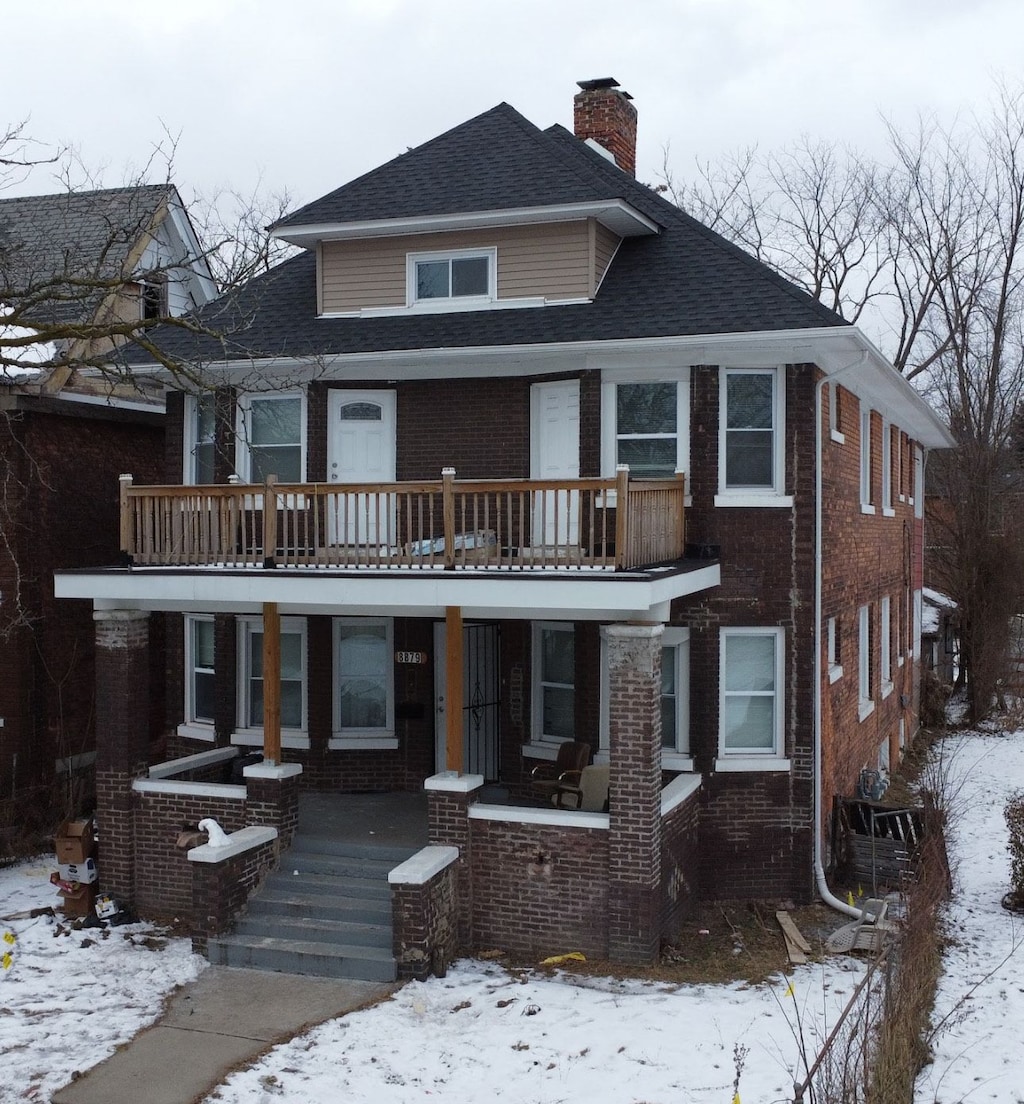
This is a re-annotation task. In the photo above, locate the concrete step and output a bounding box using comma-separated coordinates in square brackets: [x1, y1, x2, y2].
[287, 835, 419, 864]
[281, 849, 399, 881]
[234, 913, 392, 949]
[262, 870, 392, 901]
[208, 934, 397, 982]
[252, 889, 392, 927]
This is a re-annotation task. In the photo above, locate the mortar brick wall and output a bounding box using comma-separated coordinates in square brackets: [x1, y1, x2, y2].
[191, 834, 277, 953]
[392, 861, 459, 979]
[661, 789, 701, 937]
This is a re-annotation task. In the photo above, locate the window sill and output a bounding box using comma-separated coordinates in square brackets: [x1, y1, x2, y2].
[881, 681, 894, 700]
[522, 742, 563, 762]
[231, 730, 310, 750]
[897, 655, 905, 667]
[176, 722, 215, 743]
[860, 503, 876, 515]
[714, 756, 791, 773]
[662, 753, 695, 772]
[830, 430, 846, 445]
[882, 507, 896, 518]
[858, 700, 875, 722]
[714, 493, 794, 509]
[329, 734, 399, 751]
[828, 664, 844, 685]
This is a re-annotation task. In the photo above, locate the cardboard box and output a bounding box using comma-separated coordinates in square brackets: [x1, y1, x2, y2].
[59, 883, 98, 918]
[58, 857, 98, 885]
[55, 818, 95, 864]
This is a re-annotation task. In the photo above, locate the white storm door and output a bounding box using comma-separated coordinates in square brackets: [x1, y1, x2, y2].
[327, 390, 396, 545]
[531, 380, 580, 546]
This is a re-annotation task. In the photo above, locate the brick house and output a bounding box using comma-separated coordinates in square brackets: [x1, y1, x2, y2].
[57, 82, 951, 965]
[0, 185, 215, 836]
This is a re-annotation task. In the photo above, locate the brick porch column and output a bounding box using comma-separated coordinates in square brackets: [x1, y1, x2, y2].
[604, 623, 664, 964]
[243, 761, 302, 849]
[94, 609, 150, 907]
[424, 772, 484, 949]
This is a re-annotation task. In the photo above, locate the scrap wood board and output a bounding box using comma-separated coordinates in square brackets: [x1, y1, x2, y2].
[776, 911, 813, 964]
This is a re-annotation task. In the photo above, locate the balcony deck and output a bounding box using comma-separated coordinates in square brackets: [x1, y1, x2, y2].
[119, 469, 686, 574]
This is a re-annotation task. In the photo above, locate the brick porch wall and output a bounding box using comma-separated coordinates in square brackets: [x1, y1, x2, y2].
[661, 781, 701, 937]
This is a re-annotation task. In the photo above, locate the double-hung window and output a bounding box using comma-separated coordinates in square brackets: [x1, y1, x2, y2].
[717, 368, 788, 505]
[236, 616, 307, 746]
[180, 614, 215, 740]
[185, 393, 217, 485]
[331, 618, 396, 749]
[881, 421, 893, 514]
[860, 405, 874, 513]
[880, 595, 893, 696]
[858, 604, 874, 719]
[533, 622, 575, 744]
[236, 391, 305, 483]
[407, 248, 496, 307]
[827, 615, 843, 683]
[717, 627, 787, 770]
[601, 374, 690, 498]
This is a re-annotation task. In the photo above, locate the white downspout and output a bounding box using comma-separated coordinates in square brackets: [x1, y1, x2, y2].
[814, 354, 869, 918]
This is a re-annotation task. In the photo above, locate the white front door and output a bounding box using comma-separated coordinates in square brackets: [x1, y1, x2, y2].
[531, 379, 580, 546]
[326, 390, 396, 545]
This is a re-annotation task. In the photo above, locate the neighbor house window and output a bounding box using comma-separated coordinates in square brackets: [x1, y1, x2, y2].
[407, 248, 495, 305]
[859, 604, 874, 718]
[236, 391, 305, 483]
[182, 615, 215, 735]
[140, 274, 167, 321]
[718, 627, 786, 765]
[601, 374, 690, 482]
[331, 618, 396, 748]
[533, 622, 575, 743]
[598, 627, 691, 766]
[717, 367, 787, 502]
[237, 616, 307, 739]
[185, 393, 217, 485]
[860, 405, 874, 512]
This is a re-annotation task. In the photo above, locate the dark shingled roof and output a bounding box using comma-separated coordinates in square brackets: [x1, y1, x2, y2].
[0, 185, 171, 327]
[126, 105, 845, 366]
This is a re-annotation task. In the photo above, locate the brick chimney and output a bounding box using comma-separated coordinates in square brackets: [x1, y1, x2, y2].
[573, 78, 637, 176]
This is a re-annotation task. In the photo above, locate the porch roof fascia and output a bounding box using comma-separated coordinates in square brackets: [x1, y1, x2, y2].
[54, 562, 720, 622]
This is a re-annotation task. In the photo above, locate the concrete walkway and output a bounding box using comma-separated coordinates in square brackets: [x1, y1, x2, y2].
[51, 967, 395, 1104]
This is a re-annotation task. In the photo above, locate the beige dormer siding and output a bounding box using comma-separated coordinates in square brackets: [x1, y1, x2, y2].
[319, 220, 622, 313]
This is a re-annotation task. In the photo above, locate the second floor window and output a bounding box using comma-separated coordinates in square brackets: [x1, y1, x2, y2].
[236, 392, 304, 483]
[720, 368, 784, 495]
[186, 394, 217, 485]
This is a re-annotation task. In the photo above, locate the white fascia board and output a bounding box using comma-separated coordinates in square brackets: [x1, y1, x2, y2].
[272, 200, 660, 246]
[54, 563, 719, 621]
[163, 195, 219, 301]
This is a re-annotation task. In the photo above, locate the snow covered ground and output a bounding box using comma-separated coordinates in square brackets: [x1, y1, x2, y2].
[1, 724, 1020, 1104]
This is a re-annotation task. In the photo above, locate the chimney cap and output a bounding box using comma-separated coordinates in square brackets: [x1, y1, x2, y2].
[576, 77, 632, 99]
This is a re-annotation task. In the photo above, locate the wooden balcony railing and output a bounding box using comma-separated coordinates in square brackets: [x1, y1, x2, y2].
[118, 467, 686, 572]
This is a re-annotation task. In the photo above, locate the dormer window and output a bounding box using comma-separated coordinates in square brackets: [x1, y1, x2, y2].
[407, 248, 496, 306]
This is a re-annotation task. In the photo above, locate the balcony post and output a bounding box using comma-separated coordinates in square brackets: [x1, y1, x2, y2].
[263, 473, 277, 569]
[262, 601, 282, 766]
[674, 469, 686, 555]
[615, 464, 630, 569]
[442, 467, 456, 571]
[119, 474, 133, 563]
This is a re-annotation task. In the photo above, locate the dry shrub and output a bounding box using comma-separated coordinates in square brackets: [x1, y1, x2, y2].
[1004, 792, 1024, 906]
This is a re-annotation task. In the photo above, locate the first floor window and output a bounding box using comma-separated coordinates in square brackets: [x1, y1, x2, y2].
[534, 622, 575, 742]
[720, 627, 783, 756]
[185, 615, 215, 725]
[859, 604, 873, 714]
[239, 616, 306, 730]
[237, 391, 304, 483]
[335, 618, 393, 733]
[880, 595, 892, 691]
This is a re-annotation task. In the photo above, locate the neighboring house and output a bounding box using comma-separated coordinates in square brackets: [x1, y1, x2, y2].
[0, 185, 216, 839]
[921, 588, 958, 685]
[57, 81, 952, 964]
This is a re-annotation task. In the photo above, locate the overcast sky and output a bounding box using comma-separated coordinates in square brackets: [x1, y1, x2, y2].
[5, 0, 1024, 212]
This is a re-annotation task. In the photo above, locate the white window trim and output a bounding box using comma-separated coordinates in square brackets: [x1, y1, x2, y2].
[529, 621, 575, 750]
[406, 246, 497, 308]
[598, 626, 692, 770]
[183, 393, 216, 485]
[234, 615, 309, 748]
[828, 381, 845, 444]
[234, 389, 307, 484]
[880, 596, 894, 697]
[913, 445, 924, 517]
[716, 366, 789, 506]
[600, 370, 691, 504]
[827, 616, 843, 684]
[858, 604, 874, 720]
[896, 430, 905, 502]
[180, 614, 215, 740]
[860, 404, 874, 514]
[715, 626, 788, 770]
[913, 588, 923, 659]
[330, 617, 397, 750]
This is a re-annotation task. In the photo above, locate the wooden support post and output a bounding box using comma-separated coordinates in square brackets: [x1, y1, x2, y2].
[674, 469, 686, 555]
[445, 605, 463, 774]
[442, 467, 456, 571]
[262, 601, 281, 765]
[119, 474, 133, 561]
[263, 474, 278, 569]
[614, 464, 630, 569]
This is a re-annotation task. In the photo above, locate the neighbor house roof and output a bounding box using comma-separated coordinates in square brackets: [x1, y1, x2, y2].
[125, 104, 846, 368]
[0, 184, 173, 328]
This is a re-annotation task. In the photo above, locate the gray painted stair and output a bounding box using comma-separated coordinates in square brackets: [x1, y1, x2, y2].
[207, 834, 419, 982]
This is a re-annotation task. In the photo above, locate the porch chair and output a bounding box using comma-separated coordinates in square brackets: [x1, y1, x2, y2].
[552, 763, 611, 812]
[529, 740, 591, 801]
